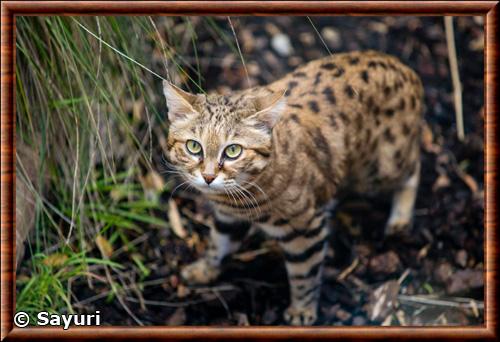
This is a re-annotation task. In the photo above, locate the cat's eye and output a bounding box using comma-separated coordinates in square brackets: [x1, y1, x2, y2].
[224, 144, 243, 159]
[186, 140, 202, 155]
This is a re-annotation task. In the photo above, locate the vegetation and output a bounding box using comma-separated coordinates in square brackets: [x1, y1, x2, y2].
[15, 16, 193, 320]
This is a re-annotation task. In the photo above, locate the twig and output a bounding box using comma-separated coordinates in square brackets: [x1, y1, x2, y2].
[337, 257, 359, 281]
[212, 288, 232, 319]
[398, 268, 411, 285]
[124, 296, 216, 308]
[73, 277, 171, 308]
[444, 17, 465, 141]
[398, 294, 484, 310]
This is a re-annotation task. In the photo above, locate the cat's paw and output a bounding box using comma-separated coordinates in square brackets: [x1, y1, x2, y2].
[180, 258, 220, 285]
[283, 305, 317, 326]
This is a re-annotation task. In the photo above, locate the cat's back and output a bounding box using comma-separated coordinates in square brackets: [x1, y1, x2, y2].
[269, 50, 423, 121]
[267, 50, 424, 197]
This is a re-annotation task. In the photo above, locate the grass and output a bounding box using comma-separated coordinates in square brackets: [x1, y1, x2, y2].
[15, 15, 251, 323]
[14, 16, 221, 321]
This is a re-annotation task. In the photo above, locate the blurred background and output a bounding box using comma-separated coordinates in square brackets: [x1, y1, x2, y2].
[15, 16, 484, 326]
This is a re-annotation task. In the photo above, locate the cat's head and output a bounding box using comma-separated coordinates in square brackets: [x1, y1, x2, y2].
[163, 81, 286, 194]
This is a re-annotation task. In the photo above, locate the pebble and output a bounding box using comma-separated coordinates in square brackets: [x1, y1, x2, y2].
[321, 27, 342, 49]
[455, 249, 468, 268]
[299, 32, 315, 46]
[352, 315, 367, 326]
[271, 33, 293, 56]
[433, 261, 453, 283]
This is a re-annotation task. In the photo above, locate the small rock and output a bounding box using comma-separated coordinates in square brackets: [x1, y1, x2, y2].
[446, 269, 484, 294]
[288, 56, 303, 67]
[455, 250, 468, 268]
[234, 312, 250, 326]
[299, 32, 315, 46]
[261, 307, 278, 325]
[264, 22, 281, 35]
[352, 315, 367, 326]
[263, 51, 280, 68]
[240, 29, 255, 53]
[433, 261, 454, 283]
[369, 251, 401, 275]
[176, 284, 190, 298]
[165, 308, 186, 325]
[271, 33, 293, 57]
[321, 27, 342, 50]
[335, 308, 352, 322]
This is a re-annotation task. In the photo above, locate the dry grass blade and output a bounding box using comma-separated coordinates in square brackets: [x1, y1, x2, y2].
[73, 18, 166, 81]
[337, 257, 359, 281]
[444, 16, 464, 141]
[398, 294, 484, 309]
[227, 17, 251, 88]
[168, 199, 188, 239]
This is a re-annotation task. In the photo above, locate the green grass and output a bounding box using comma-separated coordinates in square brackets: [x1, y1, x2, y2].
[14, 16, 215, 318]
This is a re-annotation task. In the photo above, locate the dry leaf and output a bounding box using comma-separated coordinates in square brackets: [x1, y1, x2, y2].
[432, 173, 451, 192]
[168, 200, 187, 239]
[421, 123, 441, 153]
[165, 308, 186, 326]
[96, 235, 113, 258]
[417, 243, 431, 261]
[366, 280, 400, 321]
[458, 172, 479, 195]
[446, 269, 484, 294]
[176, 284, 190, 298]
[139, 171, 165, 201]
[43, 253, 68, 267]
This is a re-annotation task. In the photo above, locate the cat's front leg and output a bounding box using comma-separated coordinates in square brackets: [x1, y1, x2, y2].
[279, 212, 329, 325]
[181, 210, 250, 284]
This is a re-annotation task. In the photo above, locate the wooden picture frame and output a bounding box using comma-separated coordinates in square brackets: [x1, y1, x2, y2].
[1, 1, 497, 340]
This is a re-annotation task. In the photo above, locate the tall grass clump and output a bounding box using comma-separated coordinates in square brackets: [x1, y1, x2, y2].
[15, 16, 208, 321]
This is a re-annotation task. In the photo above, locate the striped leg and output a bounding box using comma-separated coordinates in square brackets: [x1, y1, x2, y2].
[280, 213, 329, 325]
[181, 211, 250, 284]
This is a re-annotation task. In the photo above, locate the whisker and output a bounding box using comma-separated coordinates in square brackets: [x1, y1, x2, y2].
[224, 187, 251, 222]
[230, 182, 260, 220]
[241, 180, 270, 203]
[233, 183, 262, 219]
[169, 179, 192, 202]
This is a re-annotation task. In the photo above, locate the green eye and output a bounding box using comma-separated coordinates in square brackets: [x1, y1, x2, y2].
[186, 140, 202, 155]
[224, 144, 243, 159]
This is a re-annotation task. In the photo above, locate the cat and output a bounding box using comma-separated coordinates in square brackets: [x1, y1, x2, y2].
[163, 50, 423, 325]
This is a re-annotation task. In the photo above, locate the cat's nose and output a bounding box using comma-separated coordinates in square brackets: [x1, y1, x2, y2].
[202, 173, 216, 185]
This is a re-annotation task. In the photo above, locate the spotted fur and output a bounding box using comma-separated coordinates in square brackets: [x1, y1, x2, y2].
[163, 50, 424, 325]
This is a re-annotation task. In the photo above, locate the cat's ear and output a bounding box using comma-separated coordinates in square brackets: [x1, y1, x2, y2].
[162, 81, 199, 123]
[247, 89, 287, 131]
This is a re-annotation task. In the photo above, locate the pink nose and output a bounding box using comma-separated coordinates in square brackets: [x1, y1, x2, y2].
[202, 174, 216, 185]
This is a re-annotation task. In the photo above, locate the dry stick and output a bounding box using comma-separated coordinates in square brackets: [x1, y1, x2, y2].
[227, 17, 251, 88]
[444, 17, 465, 142]
[337, 257, 359, 281]
[73, 277, 170, 308]
[398, 294, 484, 310]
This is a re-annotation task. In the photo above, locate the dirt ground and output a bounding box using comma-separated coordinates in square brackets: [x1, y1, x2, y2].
[76, 16, 484, 326]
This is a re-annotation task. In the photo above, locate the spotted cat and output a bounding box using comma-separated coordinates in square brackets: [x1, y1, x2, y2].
[163, 50, 423, 325]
